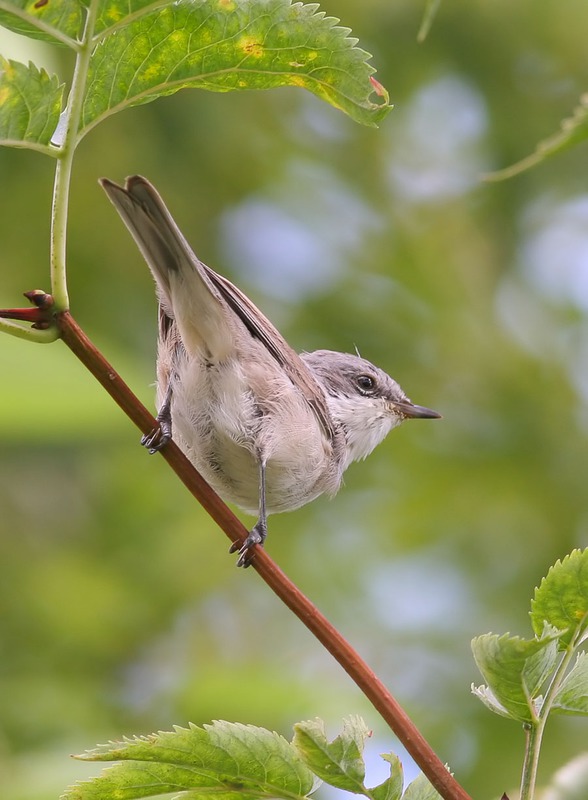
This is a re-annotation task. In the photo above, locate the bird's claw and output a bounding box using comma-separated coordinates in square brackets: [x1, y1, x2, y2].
[141, 421, 171, 454]
[229, 523, 266, 568]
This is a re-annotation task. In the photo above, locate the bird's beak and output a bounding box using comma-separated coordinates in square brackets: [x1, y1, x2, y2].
[394, 401, 442, 420]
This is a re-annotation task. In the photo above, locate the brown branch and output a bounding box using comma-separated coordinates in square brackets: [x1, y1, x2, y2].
[56, 309, 472, 800]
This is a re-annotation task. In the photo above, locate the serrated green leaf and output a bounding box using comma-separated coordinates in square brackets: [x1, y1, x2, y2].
[402, 772, 444, 800]
[79, 0, 391, 139]
[471, 630, 561, 722]
[292, 716, 369, 793]
[553, 652, 588, 716]
[0, 0, 81, 46]
[531, 549, 588, 648]
[369, 753, 403, 800]
[0, 57, 63, 151]
[63, 721, 315, 800]
[485, 94, 588, 181]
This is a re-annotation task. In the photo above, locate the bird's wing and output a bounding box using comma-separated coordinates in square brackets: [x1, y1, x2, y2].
[204, 267, 336, 440]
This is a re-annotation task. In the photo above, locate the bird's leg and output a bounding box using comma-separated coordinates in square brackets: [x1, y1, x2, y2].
[230, 458, 268, 568]
[141, 379, 173, 453]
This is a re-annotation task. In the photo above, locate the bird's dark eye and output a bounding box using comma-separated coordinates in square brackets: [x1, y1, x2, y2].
[356, 374, 376, 394]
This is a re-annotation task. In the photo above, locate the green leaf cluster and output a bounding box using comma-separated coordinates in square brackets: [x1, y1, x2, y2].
[0, 0, 391, 157]
[62, 717, 443, 800]
[472, 549, 588, 723]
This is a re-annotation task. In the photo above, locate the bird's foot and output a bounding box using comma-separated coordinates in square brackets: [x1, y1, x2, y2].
[229, 522, 267, 568]
[141, 415, 172, 454]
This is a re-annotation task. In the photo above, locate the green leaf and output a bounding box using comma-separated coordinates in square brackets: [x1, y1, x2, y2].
[402, 772, 444, 800]
[63, 721, 316, 800]
[471, 629, 561, 722]
[292, 716, 369, 793]
[369, 753, 403, 800]
[0, 0, 81, 46]
[0, 57, 63, 152]
[531, 549, 588, 648]
[552, 652, 588, 716]
[94, 0, 175, 38]
[484, 94, 588, 181]
[62, 761, 237, 800]
[79, 0, 391, 140]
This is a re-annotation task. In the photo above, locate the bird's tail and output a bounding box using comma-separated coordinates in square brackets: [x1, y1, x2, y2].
[101, 175, 230, 358]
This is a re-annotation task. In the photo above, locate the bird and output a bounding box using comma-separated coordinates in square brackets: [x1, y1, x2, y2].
[100, 175, 441, 566]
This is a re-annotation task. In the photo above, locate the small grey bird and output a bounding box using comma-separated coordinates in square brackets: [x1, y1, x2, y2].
[101, 176, 441, 566]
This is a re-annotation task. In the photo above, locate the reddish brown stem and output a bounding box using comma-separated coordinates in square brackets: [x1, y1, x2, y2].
[0, 307, 42, 322]
[56, 310, 472, 800]
[0, 291, 55, 329]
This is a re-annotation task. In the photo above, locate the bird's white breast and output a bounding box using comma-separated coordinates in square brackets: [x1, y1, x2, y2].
[168, 352, 344, 515]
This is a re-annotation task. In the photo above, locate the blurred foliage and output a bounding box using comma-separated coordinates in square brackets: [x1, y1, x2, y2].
[1, 1, 588, 799]
[486, 94, 588, 182]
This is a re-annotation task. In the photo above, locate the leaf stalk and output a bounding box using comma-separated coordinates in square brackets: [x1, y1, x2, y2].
[519, 633, 582, 800]
[49, 0, 99, 311]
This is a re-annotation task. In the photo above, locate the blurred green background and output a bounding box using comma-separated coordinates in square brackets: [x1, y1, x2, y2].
[1, 1, 588, 797]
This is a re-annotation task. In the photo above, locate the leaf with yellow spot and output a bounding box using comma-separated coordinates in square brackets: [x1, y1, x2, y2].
[94, 0, 163, 36]
[79, 0, 391, 139]
[0, 57, 63, 152]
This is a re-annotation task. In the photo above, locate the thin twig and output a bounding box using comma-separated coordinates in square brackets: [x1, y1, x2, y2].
[56, 309, 472, 800]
